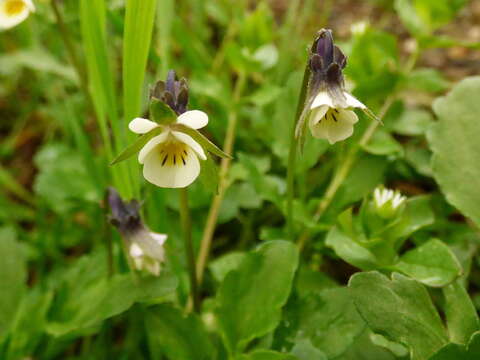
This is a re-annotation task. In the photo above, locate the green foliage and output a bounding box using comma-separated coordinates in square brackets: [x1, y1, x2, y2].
[146, 304, 214, 360]
[349, 272, 448, 360]
[429, 332, 480, 360]
[46, 252, 178, 336]
[123, 0, 157, 122]
[0, 228, 26, 338]
[216, 241, 299, 355]
[0, 0, 479, 358]
[428, 77, 480, 228]
[34, 143, 100, 212]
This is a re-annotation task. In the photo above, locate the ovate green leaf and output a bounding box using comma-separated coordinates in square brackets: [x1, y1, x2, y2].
[349, 272, 448, 360]
[428, 77, 480, 228]
[216, 240, 299, 354]
[394, 239, 462, 287]
[146, 304, 213, 360]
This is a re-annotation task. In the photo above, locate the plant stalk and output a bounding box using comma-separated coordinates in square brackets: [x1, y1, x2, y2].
[195, 72, 246, 285]
[179, 187, 200, 313]
[296, 96, 395, 251]
[286, 63, 311, 237]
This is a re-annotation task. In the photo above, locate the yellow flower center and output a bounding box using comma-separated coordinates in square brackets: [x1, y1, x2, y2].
[323, 108, 340, 122]
[5, 0, 26, 16]
[158, 141, 189, 167]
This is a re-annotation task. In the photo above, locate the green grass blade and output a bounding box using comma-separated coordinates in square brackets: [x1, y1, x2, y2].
[80, 0, 133, 197]
[123, 0, 157, 123]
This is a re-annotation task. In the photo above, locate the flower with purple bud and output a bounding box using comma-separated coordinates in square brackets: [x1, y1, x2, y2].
[108, 187, 167, 276]
[296, 29, 378, 145]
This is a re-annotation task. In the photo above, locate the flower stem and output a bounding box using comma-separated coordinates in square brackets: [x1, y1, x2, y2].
[195, 72, 246, 285]
[179, 187, 200, 313]
[286, 63, 311, 237]
[296, 42, 420, 252]
[296, 96, 395, 251]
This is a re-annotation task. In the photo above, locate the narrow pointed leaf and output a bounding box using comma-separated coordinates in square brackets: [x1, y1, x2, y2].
[172, 124, 232, 159]
[123, 0, 157, 122]
[110, 127, 163, 165]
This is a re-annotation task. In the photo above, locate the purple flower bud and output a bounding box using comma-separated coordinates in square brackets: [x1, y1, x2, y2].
[315, 29, 334, 68]
[150, 70, 189, 115]
[107, 187, 167, 276]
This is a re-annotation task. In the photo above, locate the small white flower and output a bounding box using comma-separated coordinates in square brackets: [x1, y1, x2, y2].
[0, 0, 34, 30]
[373, 186, 406, 219]
[129, 110, 209, 188]
[308, 90, 366, 144]
[129, 231, 167, 276]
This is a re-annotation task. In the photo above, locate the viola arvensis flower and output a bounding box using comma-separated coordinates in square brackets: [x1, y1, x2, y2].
[0, 0, 34, 30]
[130, 109, 208, 188]
[112, 70, 228, 188]
[296, 29, 377, 145]
[373, 186, 406, 219]
[108, 187, 167, 276]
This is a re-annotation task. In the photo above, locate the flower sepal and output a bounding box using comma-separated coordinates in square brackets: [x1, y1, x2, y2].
[110, 126, 164, 165]
[171, 123, 232, 160]
[149, 98, 177, 125]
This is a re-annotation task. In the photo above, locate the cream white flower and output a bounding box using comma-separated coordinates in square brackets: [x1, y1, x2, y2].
[308, 90, 366, 145]
[129, 110, 209, 188]
[0, 0, 34, 30]
[129, 231, 167, 276]
[373, 186, 406, 219]
[108, 187, 168, 277]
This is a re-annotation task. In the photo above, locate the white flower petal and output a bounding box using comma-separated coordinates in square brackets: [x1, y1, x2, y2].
[138, 132, 169, 164]
[172, 131, 206, 160]
[129, 243, 144, 258]
[338, 109, 359, 124]
[0, 0, 31, 29]
[309, 110, 330, 140]
[325, 118, 355, 144]
[309, 109, 357, 144]
[309, 105, 329, 127]
[311, 91, 334, 109]
[24, 0, 34, 11]
[142, 146, 201, 188]
[344, 91, 367, 109]
[129, 117, 159, 134]
[135, 231, 166, 261]
[151, 233, 167, 246]
[144, 260, 161, 276]
[176, 110, 209, 129]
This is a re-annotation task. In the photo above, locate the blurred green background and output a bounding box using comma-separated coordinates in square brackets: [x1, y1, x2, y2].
[1, 0, 480, 359]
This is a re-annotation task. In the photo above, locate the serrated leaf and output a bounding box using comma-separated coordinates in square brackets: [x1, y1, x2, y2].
[172, 123, 231, 159]
[110, 127, 163, 165]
